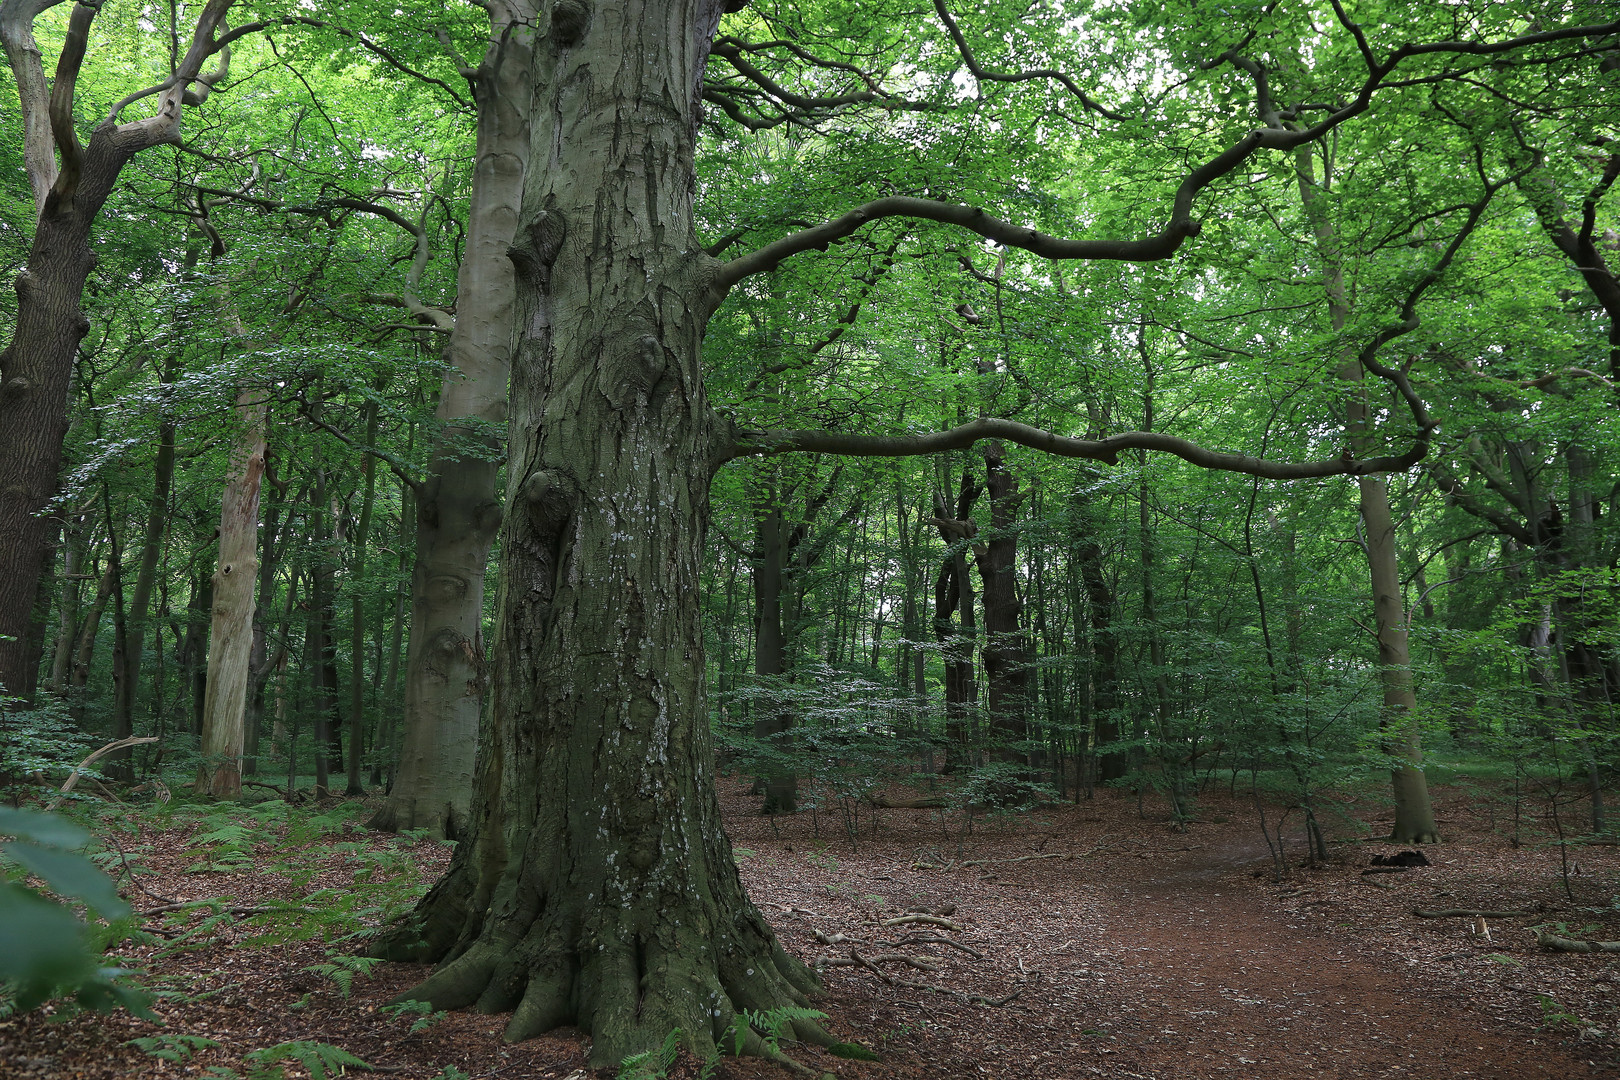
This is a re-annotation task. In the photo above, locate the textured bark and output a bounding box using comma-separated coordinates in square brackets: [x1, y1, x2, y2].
[372, 2, 533, 840]
[975, 444, 1028, 751]
[197, 387, 266, 799]
[373, 1, 822, 1065]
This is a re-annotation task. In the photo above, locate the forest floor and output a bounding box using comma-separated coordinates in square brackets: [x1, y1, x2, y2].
[2, 775, 1619, 1080]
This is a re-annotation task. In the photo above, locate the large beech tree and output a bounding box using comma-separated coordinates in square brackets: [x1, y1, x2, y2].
[370, 0, 1619, 1067]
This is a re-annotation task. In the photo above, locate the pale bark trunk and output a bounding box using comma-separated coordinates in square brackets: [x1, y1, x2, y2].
[196, 387, 266, 798]
[371, 3, 533, 839]
[1295, 146, 1439, 843]
[373, 2, 820, 1065]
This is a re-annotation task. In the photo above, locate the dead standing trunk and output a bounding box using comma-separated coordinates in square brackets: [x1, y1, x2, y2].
[372, 1, 822, 1065]
[197, 385, 266, 798]
[371, 2, 534, 840]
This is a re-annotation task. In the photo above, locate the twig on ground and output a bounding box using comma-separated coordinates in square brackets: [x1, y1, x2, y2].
[1412, 907, 1542, 919]
[881, 914, 962, 931]
[882, 932, 984, 959]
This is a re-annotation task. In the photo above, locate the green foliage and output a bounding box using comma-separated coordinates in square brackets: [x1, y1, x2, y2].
[127, 1033, 223, 1063]
[616, 1027, 681, 1080]
[243, 1040, 370, 1080]
[0, 807, 149, 1018]
[0, 698, 97, 798]
[380, 998, 447, 1035]
[744, 1005, 828, 1055]
[303, 954, 382, 999]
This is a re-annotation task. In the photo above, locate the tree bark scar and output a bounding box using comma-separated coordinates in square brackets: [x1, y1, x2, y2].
[521, 467, 580, 606]
[509, 209, 568, 285]
[550, 0, 590, 47]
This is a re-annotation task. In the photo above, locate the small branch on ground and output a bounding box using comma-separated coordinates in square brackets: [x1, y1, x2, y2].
[881, 914, 963, 931]
[1412, 907, 1544, 918]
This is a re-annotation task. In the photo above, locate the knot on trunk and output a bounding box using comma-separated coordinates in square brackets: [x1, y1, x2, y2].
[508, 209, 568, 285]
[604, 334, 670, 408]
[522, 468, 579, 540]
[549, 0, 590, 46]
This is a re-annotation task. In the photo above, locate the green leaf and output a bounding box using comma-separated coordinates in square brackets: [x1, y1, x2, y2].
[0, 883, 95, 1009]
[0, 807, 91, 850]
[4, 841, 131, 919]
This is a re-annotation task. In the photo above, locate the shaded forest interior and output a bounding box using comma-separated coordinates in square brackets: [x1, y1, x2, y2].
[4, 0, 1620, 1076]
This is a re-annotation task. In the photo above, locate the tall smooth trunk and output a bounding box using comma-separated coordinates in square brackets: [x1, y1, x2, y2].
[372, 4, 534, 839]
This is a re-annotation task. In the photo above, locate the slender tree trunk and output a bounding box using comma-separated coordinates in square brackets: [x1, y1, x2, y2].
[1295, 144, 1439, 843]
[751, 500, 795, 812]
[371, 3, 534, 839]
[975, 443, 1028, 754]
[113, 418, 175, 754]
[372, 4, 822, 1065]
[346, 400, 379, 795]
[49, 517, 85, 694]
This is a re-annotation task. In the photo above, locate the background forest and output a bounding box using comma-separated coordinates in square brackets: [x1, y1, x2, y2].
[3, 0, 1620, 1073]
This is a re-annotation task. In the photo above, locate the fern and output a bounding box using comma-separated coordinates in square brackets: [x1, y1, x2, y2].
[244, 1040, 369, 1080]
[303, 955, 382, 999]
[379, 998, 446, 1034]
[616, 1027, 681, 1080]
[126, 1033, 222, 1063]
[744, 1006, 827, 1054]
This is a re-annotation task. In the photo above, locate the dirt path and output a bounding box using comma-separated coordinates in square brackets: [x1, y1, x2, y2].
[1094, 839, 1603, 1079]
[2, 785, 1615, 1080]
[727, 787, 1620, 1080]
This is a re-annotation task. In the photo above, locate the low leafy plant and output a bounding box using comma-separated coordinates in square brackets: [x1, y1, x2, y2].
[617, 1027, 681, 1080]
[127, 1033, 223, 1063]
[303, 954, 382, 998]
[0, 806, 149, 1017]
[243, 1039, 370, 1080]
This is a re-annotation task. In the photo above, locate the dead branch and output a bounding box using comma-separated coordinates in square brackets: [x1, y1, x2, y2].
[882, 932, 984, 959]
[1535, 930, 1620, 953]
[881, 914, 963, 931]
[45, 736, 159, 810]
[1412, 907, 1543, 918]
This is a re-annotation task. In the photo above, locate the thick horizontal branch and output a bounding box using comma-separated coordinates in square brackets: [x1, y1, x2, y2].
[723, 417, 1425, 480]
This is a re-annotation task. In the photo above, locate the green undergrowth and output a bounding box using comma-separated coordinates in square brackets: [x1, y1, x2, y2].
[8, 793, 449, 1076]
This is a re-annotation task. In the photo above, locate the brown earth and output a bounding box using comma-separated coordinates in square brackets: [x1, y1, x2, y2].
[1, 778, 1616, 1080]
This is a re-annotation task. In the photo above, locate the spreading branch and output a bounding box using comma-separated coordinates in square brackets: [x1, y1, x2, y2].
[715, 13, 1620, 294]
[724, 416, 1425, 480]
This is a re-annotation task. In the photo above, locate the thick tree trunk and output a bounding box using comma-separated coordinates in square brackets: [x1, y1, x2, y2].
[373, 2, 821, 1065]
[371, 4, 533, 839]
[197, 388, 266, 798]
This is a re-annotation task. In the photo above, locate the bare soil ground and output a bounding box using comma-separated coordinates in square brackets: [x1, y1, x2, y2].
[3, 778, 1618, 1080]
